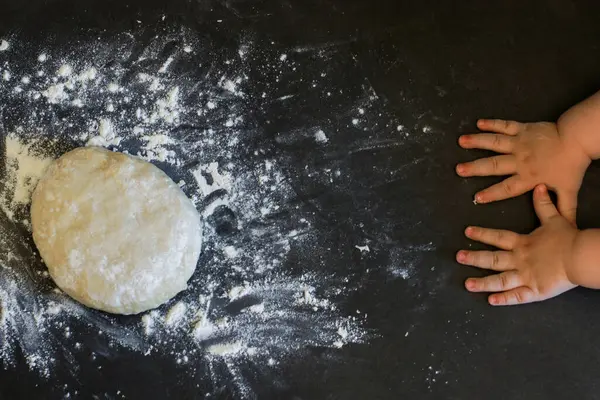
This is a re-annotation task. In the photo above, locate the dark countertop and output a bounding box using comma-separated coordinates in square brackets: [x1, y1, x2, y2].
[2, 0, 600, 399]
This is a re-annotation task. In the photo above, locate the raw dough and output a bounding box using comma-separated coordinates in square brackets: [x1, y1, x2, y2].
[31, 147, 202, 314]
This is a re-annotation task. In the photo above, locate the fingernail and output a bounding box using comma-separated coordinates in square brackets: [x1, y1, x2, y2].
[456, 164, 465, 174]
[537, 185, 546, 194]
[465, 279, 475, 290]
[475, 193, 483, 203]
[489, 296, 498, 305]
[457, 251, 467, 262]
[465, 226, 473, 236]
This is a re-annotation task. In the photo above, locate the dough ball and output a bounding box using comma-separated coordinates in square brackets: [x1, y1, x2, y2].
[31, 147, 202, 315]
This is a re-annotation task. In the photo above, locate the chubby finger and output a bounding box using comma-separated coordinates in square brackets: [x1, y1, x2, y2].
[477, 119, 523, 136]
[464, 271, 522, 293]
[488, 287, 535, 306]
[465, 226, 520, 250]
[557, 188, 578, 225]
[458, 134, 516, 153]
[456, 155, 516, 177]
[533, 184, 560, 223]
[456, 250, 513, 271]
[475, 175, 532, 204]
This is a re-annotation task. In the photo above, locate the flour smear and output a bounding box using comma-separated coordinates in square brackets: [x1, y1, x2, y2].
[0, 28, 380, 398]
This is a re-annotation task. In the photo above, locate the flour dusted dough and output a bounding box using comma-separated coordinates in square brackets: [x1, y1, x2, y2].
[31, 147, 202, 315]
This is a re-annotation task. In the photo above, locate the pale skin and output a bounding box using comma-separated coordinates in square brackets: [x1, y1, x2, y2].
[456, 90, 600, 305]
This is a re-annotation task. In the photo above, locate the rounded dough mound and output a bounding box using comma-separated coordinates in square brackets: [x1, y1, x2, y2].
[31, 147, 202, 315]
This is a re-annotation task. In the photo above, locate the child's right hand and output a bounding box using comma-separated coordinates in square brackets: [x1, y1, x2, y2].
[457, 185, 579, 306]
[456, 119, 591, 223]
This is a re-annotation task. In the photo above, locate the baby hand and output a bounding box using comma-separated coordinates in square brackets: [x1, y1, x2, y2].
[456, 119, 590, 223]
[457, 185, 578, 306]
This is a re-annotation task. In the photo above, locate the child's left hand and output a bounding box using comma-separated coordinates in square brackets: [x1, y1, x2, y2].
[457, 185, 579, 306]
[456, 119, 590, 224]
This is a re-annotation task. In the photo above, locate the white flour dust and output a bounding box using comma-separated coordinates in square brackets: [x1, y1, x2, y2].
[314, 129, 329, 143]
[1, 135, 53, 220]
[388, 243, 436, 280]
[0, 29, 374, 397]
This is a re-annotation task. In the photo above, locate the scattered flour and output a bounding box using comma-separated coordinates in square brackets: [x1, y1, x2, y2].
[223, 246, 239, 258]
[355, 244, 370, 253]
[388, 243, 436, 280]
[77, 67, 97, 82]
[192, 313, 215, 340]
[314, 129, 329, 143]
[1, 135, 53, 220]
[207, 341, 243, 356]
[139, 134, 176, 162]
[0, 30, 400, 398]
[220, 77, 244, 97]
[42, 83, 68, 104]
[86, 119, 122, 147]
[192, 162, 233, 197]
[107, 82, 119, 93]
[57, 64, 72, 77]
[0, 40, 9, 51]
[158, 56, 174, 74]
[141, 311, 159, 335]
[164, 302, 187, 326]
[151, 87, 180, 124]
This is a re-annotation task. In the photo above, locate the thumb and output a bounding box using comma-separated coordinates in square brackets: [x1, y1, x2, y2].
[533, 185, 559, 224]
[557, 189, 578, 225]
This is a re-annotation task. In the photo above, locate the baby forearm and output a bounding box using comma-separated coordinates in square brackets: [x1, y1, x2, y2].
[568, 229, 600, 288]
[558, 90, 600, 159]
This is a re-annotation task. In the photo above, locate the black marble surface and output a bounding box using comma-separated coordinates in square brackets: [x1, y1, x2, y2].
[2, 0, 600, 398]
